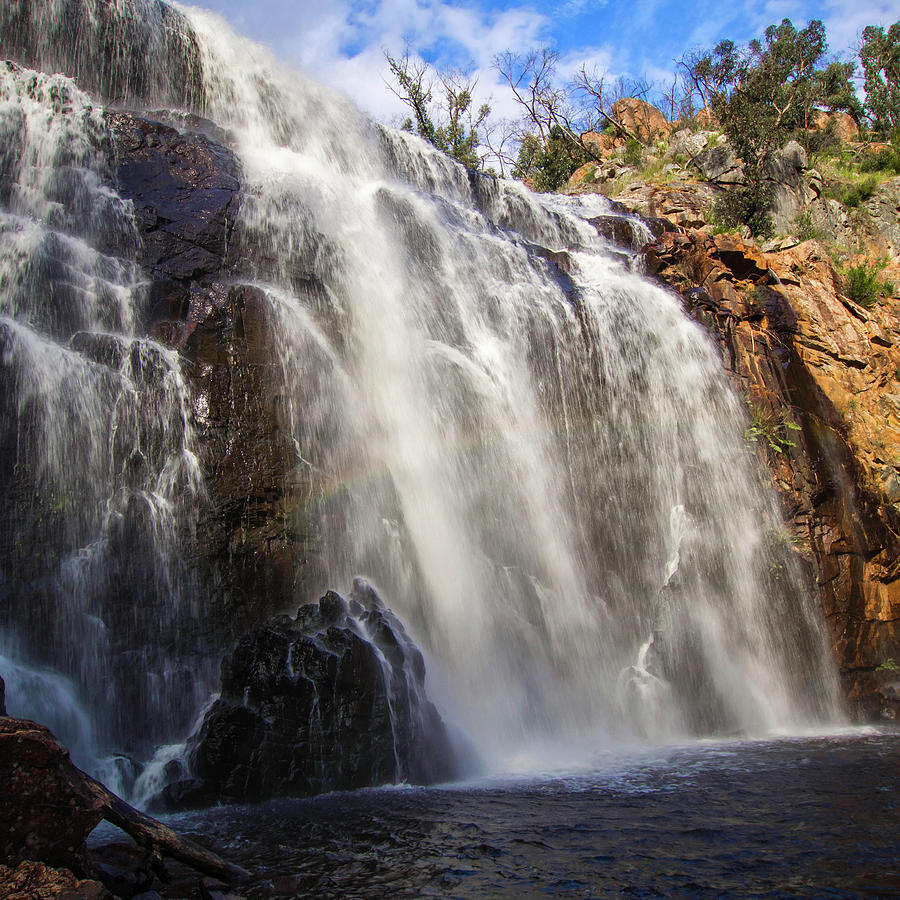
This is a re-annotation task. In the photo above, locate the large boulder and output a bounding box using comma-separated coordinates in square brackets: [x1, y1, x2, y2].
[766, 141, 810, 233]
[162, 582, 459, 808]
[667, 129, 715, 160]
[611, 98, 671, 141]
[580, 130, 618, 159]
[0, 718, 104, 870]
[812, 110, 860, 144]
[691, 145, 743, 184]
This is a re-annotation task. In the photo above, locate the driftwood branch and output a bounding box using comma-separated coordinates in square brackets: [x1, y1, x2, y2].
[81, 769, 249, 884]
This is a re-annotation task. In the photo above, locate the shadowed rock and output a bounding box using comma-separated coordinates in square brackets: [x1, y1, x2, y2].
[162, 582, 459, 808]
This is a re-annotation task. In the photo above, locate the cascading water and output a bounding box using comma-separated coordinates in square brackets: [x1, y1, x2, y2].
[0, 59, 208, 763]
[0, 0, 843, 778]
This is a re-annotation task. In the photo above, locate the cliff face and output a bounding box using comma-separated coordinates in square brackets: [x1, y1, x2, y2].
[109, 111, 316, 639]
[645, 230, 900, 719]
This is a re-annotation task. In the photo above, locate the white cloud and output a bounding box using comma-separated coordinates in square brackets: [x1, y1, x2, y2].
[191, 0, 551, 121]
[821, 0, 900, 53]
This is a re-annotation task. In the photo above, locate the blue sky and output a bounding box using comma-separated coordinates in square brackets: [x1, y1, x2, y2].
[182, 0, 900, 121]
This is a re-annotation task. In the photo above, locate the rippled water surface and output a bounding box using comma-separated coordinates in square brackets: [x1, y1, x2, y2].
[166, 730, 900, 899]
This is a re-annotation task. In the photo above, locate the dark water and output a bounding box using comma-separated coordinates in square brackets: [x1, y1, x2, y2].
[166, 730, 900, 899]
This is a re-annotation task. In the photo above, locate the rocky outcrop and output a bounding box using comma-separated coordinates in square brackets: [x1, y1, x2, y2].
[0, 861, 111, 899]
[765, 140, 813, 233]
[162, 582, 459, 808]
[807, 176, 900, 261]
[667, 129, 717, 161]
[613, 181, 716, 230]
[645, 230, 900, 719]
[691, 145, 743, 184]
[581, 130, 618, 159]
[812, 110, 860, 143]
[611, 98, 671, 141]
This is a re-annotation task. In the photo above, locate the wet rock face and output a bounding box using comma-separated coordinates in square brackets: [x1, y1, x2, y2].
[646, 230, 900, 719]
[108, 111, 241, 326]
[162, 582, 459, 808]
[109, 113, 312, 634]
[0, 0, 204, 110]
[0, 718, 104, 870]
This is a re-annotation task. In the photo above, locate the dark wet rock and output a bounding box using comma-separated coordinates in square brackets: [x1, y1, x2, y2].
[106, 115, 313, 633]
[200, 876, 247, 900]
[180, 281, 315, 632]
[108, 112, 241, 291]
[0, 860, 112, 899]
[0, 718, 104, 870]
[0, 673, 5, 715]
[86, 842, 162, 900]
[847, 669, 900, 722]
[161, 582, 458, 808]
[69, 332, 129, 370]
[588, 215, 639, 248]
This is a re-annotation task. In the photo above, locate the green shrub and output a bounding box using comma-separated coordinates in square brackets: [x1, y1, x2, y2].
[623, 137, 643, 167]
[744, 402, 802, 454]
[712, 176, 775, 238]
[859, 146, 900, 174]
[844, 260, 894, 306]
[794, 210, 823, 241]
[513, 128, 587, 192]
[842, 174, 879, 207]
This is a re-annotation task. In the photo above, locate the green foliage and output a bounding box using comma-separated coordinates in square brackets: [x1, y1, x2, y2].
[794, 210, 823, 241]
[712, 178, 775, 238]
[804, 118, 841, 155]
[859, 141, 900, 174]
[385, 51, 489, 169]
[844, 260, 894, 307]
[859, 23, 900, 136]
[685, 19, 859, 235]
[513, 127, 587, 192]
[623, 137, 643, 167]
[744, 402, 802, 454]
[706, 20, 856, 156]
[876, 658, 900, 671]
[837, 174, 879, 207]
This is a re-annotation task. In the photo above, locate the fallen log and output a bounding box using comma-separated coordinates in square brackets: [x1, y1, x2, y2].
[0, 716, 248, 884]
[82, 771, 250, 884]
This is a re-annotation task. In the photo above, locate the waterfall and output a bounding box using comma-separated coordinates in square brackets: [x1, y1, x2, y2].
[0, 0, 842, 775]
[0, 59, 209, 755]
